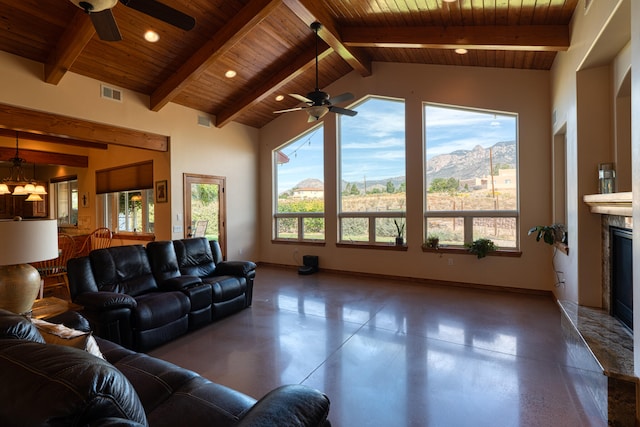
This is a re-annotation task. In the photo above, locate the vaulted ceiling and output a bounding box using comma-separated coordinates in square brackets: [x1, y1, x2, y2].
[0, 0, 577, 129]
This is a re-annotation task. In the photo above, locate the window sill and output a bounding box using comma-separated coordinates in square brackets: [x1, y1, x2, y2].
[422, 245, 522, 257]
[113, 232, 155, 242]
[272, 239, 326, 246]
[336, 242, 408, 251]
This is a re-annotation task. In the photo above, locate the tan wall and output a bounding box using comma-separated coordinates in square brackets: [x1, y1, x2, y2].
[0, 50, 259, 260]
[550, 0, 629, 307]
[260, 62, 553, 291]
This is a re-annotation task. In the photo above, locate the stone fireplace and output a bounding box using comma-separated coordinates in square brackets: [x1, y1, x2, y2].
[559, 192, 637, 426]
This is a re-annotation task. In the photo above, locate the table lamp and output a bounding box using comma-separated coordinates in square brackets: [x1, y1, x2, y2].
[0, 218, 59, 314]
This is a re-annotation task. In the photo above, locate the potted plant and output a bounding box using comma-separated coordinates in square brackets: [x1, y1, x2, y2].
[528, 224, 567, 245]
[393, 218, 405, 245]
[466, 238, 497, 258]
[426, 235, 440, 249]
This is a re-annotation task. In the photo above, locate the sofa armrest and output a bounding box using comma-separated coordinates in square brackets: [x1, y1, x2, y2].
[158, 275, 202, 291]
[237, 385, 331, 427]
[215, 261, 257, 278]
[75, 292, 137, 311]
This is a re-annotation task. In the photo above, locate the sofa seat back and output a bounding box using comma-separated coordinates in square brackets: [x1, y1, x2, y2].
[173, 237, 217, 277]
[91, 245, 159, 297]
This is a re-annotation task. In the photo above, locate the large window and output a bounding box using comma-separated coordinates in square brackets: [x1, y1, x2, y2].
[339, 96, 406, 245]
[273, 125, 324, 241]
[424, 103, 518, 249]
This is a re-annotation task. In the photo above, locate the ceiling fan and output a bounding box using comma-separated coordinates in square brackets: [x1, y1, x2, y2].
[70, 0, 196, 42]
[274, 22, 357, 122]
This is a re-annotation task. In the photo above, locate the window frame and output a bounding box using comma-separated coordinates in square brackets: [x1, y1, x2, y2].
[272, 124, 325, 243]
[337, 95, 407, 246]
[423, 102, 520, 251]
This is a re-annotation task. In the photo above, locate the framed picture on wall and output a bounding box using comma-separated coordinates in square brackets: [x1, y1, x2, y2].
[155, 180, 168, 203]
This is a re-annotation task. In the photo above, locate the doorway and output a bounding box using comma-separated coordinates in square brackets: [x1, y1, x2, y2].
[183, 174, 226, 259]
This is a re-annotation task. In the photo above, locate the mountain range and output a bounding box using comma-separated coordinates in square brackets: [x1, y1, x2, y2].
[286, 140, 516, 193]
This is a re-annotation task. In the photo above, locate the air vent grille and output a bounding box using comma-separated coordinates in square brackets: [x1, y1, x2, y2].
[101, 84, 122, 102]
[197, 115, 212, 127]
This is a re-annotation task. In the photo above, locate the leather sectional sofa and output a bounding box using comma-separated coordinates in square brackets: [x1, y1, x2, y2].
[67, 237, 256, 352]
[0, 309, 331, 426]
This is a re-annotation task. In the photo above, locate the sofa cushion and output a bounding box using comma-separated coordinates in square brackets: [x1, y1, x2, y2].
[206, 276, 247, 302]
[173, 238, 217, 277]
[132, 291, 190, 330]
[91, 246, 158, 296]
[0, 340, 148, 426]
[31, 317, 104, 359]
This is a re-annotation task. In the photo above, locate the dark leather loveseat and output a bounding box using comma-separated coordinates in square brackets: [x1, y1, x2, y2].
[67, 238, 256, 352]
[0, 309, 331, 426]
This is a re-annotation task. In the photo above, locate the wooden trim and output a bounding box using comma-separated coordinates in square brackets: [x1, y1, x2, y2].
[0, 103, 169, 152]
[422, 246, 522, 257]
[0, 147, 88, 168]
[336, 242, 408, 251]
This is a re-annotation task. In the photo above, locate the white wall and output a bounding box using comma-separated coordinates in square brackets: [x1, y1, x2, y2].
[260, 62, 553, 291]
[0, 50, 259, 260]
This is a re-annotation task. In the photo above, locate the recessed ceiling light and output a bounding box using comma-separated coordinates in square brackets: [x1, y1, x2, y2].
[275, 95, 284, 101]
[144, 30, 159, 43]
[225, 70, 237, 78]
[443, 0, 457, 3]
[455, 48, 468, 55]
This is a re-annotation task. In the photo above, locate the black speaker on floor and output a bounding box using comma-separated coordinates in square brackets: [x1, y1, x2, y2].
[298, 255, 319, 275]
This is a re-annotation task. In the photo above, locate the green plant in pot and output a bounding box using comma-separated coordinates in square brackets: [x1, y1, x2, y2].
[466, 238, 497, 258]
[393, 218, 405, 245]
[528, 224, 567, 245]
[426, 235, 440, 249]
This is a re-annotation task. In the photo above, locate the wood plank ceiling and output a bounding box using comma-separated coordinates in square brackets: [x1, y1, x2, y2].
[0, 0, 577, 130]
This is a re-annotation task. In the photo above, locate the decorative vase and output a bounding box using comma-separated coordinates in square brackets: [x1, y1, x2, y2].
[395, 236, 404, 246]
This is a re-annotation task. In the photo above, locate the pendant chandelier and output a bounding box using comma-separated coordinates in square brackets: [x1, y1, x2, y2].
[0, 132, 47, 200]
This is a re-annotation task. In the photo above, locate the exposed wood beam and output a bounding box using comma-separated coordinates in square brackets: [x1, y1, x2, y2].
[216, 46, 332, 128]
[0, 146, 88, 168]
[44, 10, 96, 85]
[150, 0, 280, 112]
[0, 103, 168, 152]
[341, 25, 570, 52]
[0, 129, 107, 151]
[283, 0, 372, 77]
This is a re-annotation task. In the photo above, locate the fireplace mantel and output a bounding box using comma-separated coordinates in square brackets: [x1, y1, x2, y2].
[583, 192, 632, 217]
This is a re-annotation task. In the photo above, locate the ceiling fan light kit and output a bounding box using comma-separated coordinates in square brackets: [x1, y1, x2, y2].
[274, 22, 357, 122]
[70, 0, 196, 42]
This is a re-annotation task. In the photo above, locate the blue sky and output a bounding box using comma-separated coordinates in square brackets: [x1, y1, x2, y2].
[275, 98, 517, 193]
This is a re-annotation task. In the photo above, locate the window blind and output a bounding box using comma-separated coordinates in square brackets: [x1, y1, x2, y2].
[96, 161, 153, 194]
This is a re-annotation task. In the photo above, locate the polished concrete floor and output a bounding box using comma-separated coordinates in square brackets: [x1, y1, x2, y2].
[149, 266, 606, 427]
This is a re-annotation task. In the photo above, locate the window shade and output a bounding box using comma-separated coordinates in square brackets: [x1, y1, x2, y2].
[96, 161, 153, 194]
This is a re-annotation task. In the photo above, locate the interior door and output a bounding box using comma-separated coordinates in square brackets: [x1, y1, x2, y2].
[183, 174, 226, 259]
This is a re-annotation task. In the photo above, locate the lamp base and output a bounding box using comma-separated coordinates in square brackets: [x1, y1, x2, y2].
[0, 264, 41, 315]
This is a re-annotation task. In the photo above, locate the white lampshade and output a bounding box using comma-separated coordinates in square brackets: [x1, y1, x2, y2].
[33, 185, 48, 195]
[0, 219, 59, 265]
[12, 185, 27, 196]
[25, 193, 43, 202]
[0, 184, 9, 195]
[23, 183, 36, 193]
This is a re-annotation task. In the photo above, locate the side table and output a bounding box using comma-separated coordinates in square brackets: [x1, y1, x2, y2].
[30, 297, 82, 320]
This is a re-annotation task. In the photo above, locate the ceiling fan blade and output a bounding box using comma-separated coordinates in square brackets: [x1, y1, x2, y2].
[274, 107, 305, 114]
[90, 9, 122, 41]
[329, 92, 354, 105]
[329, 106, 358, 117]
[289, 93, 313, 104]
[122, 0, 196, 31]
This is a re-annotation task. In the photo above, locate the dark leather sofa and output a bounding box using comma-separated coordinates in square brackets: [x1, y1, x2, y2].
[0, 309, 331, 426]
[67, 238, 256, 352]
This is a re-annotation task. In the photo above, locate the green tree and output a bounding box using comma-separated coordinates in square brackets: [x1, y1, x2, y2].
[386, 181, 395, 193]
[429, 177, 459, 193]
[350, 184, 360, 195]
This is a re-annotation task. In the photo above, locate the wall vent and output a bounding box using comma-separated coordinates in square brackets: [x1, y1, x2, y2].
[101, 84, 122, 102]
[197, 115, 212, 127]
